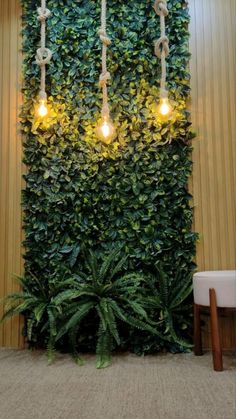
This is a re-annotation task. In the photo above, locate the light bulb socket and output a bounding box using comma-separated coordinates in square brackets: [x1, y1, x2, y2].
[39, 91, 47, 101]
[101, 105, 110, 120]
[160, 88, 168, 99]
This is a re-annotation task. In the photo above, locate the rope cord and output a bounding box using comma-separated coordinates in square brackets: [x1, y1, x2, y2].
[154, 0, 169, 98]
[36, 0, 52, 100]
[98, 0, 111, 118]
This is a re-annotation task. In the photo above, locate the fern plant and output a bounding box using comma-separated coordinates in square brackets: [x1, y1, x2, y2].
[55, 248, 165, 368]
[0, 274, 75, 363]
[144, 265, 193, 350]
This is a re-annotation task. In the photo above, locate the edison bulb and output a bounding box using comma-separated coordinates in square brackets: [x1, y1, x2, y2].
[96, 117, 116, 144]
[38, 99, 48, 117]
[157, 97, 172, 120]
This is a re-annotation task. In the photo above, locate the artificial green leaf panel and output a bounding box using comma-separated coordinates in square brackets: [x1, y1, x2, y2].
[21, 0, 197, 354]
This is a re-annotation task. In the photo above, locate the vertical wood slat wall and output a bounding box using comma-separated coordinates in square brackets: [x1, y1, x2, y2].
[0, 0, 235, 348]
[0, 0, 24, 347]
[189, 0, 236, 349]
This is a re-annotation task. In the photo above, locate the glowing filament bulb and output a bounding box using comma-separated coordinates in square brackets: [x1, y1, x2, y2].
[96, 117, 116, 144]
[157, 97, 172, 120]
[38, 99, 48, 117]
[101, 121, 110, 138]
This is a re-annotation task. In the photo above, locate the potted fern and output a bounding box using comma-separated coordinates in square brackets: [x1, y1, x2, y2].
[143, 264, 193, 351]
[0, 274, 77, 363]
[55, 248, 165, 368]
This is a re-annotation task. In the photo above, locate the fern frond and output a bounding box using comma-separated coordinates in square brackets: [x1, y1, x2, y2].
[170, 281, 193, 309]
[142, 296, 162, 309]
[27, 317, 35, 341]
[96, 303, 108, 332]
[87, 250, 99, 282]
[145, 272, 160, 296]
[157, 267, 169, 306]
[169, 273, 191, 302]
[108, 299, 167, 341]
[112, 273, 143, 292]
[46, 339, 56, 365]
[122, 298, 149, 321]
[106, 304, 120, 345]
[99, 247, 120, 282]
[54, 279, 79, 292]
[1, 292, 33, 303]
[1, 299, 37, 323]
[56, 302, 94, 340]
[52, 289, 80, 305]
[98, 299, 120, 345]
[47, 308, 57, 337]
[60, 302, 82, 318]
[27, 272, 47, 297]
[40, 319, 49, 333]
[108, 254, 128, 281]
[96, 324, 112, 369]
[73, 272, 89, 283]
[165, 312, 192, 349]
[68, 328, 84, 366]
[12, 275, 32, 293]
[34, 303, 46, 323]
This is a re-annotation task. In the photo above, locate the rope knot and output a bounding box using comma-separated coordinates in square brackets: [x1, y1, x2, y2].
[153, 0, 168, 17]
[154, 35, 169, 58]
[37, 7, 51, 22]
[36, 47, 53, 66]
[98, 28, 111, 46]
[99, 71, 111, 88]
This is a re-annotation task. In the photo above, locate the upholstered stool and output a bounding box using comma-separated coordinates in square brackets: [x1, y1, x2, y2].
[193, 271, 236, 371]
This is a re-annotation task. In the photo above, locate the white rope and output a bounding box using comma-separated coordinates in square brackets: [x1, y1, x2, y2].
[36, 0, 52, 100]
[98, 0, 111, 118]
[154, 0, 170, 98]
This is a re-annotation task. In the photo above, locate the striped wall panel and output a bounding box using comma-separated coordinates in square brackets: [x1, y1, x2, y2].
[0, 0, 24, 347]
[189, 0, 236, 349]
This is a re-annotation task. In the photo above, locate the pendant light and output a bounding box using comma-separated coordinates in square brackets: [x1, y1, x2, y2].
[35, 0, 52, 118]
[154, 0, 172, 120]
[96, 0, 116, 144]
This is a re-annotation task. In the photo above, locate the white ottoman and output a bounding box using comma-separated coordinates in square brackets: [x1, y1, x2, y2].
[193, 270, 236, 371]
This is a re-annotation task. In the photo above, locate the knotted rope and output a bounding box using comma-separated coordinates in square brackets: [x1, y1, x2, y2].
[36, 0, 52, 100]
[98, 0, 111, 118]
[154, 0, 169, 98]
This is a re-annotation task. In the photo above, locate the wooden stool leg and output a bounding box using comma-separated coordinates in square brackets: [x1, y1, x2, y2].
[209, 288, 223, 371]
[194, 303, 203, 355]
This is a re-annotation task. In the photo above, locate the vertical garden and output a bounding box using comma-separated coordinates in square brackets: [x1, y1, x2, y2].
[16, 0, 197, 363]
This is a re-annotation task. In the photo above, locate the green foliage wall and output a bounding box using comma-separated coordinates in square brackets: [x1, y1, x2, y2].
[22, 0, 197, 352]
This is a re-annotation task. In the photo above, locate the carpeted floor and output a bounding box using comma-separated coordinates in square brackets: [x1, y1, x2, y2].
[0, 349, 235, 419]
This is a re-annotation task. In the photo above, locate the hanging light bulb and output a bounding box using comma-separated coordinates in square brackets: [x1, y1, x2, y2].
[96, 116, 116, 144]
[157, 97, 173, 120]
[38, 99, 48, 117]
[35, 1, 52, 122]
[96, 0, 116, 144]
[154, 1, 173, 122]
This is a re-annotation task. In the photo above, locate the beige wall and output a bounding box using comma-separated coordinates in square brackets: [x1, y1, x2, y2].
[189, 0, 236, 349]
[0, 0, 24, 347]
[0, 0, 235, 348]
[190, 0, 236, 271]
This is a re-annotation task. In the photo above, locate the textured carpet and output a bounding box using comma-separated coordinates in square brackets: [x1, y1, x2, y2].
[0, 349, 235, 419]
